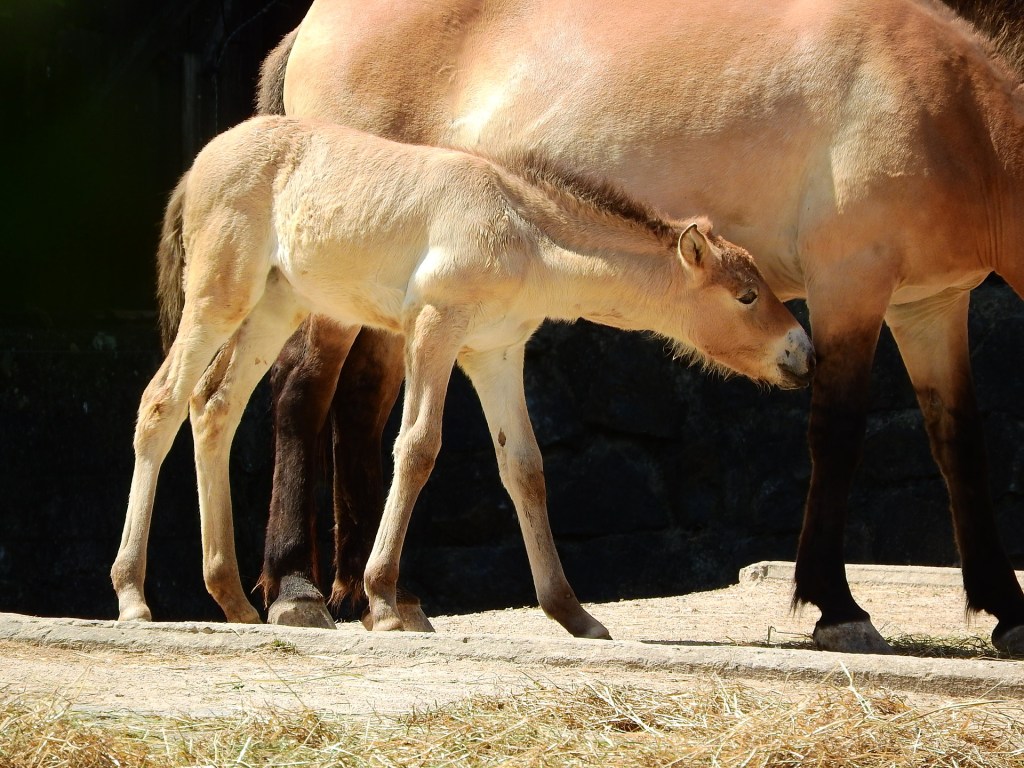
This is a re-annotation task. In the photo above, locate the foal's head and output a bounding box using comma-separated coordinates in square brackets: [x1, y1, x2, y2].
[670, 219, 814, 389]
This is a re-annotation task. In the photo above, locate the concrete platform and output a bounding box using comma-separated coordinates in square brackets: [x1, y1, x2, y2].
[2, 562, 1022, 713]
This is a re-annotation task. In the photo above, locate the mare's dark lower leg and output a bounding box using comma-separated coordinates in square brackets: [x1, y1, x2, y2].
[260, 316, 357, 626]
[887, 292, 1024, 652]
[792, 312, 890, 652]
[924, 387, 1024, 646]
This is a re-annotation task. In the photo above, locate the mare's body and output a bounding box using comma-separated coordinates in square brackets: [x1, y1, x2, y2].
[252, 0, 1024, 654]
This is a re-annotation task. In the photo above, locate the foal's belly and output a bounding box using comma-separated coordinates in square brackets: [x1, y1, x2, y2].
[314, 287, 405, 334]
[277, 249, 408, 333]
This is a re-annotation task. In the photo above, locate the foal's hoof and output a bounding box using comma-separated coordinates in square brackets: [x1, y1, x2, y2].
[579, 624, 613, 640]
[268, 575, 336, 629]
[557, 607, 611, 640]
[117, 605, 153, 622]
[360, 602, 435, 632]
[396, 591, 435, 632]
[362, 609, 404, 632]
[565, 615, 611, 640]
[226, 603, 263, 625]
[992, 623, 1024, 656]
[813, 619, 894, 655]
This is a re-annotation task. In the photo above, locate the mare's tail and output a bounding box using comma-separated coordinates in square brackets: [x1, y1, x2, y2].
[256, 27, 299, 116]
[156, 173, 189, 353]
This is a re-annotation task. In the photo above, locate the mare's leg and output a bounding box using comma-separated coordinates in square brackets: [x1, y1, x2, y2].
[886, 289, 1024, 654]
[460, 345, 609, 639]
[363, 305, 466, 631]
[328, 328, 434, 632]
[190, 274, 311, 623]
[111, 314, 246, 621]
[261, 315, 358, 628]
[793, 263, 894, 654]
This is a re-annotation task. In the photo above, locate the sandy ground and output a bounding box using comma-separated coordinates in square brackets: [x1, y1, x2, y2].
[1, 564, 1019, 719]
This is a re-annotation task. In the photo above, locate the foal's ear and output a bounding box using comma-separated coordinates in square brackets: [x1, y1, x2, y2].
[677, 223, 708, 269]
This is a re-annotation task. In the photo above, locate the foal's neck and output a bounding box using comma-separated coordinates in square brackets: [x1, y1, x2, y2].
[529, 241, 679, 333]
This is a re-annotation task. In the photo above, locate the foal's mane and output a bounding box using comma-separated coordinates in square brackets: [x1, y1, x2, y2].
[480, 149, 678, 246]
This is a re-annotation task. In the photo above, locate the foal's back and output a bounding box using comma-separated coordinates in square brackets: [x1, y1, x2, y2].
[185, 117, 524, 331]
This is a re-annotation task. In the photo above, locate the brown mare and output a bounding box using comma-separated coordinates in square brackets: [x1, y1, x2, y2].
[109, 115, 812, 636]
[248, 0, 1024, 654]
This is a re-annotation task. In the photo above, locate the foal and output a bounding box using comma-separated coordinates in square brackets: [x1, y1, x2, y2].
[111, 115, 813, 637]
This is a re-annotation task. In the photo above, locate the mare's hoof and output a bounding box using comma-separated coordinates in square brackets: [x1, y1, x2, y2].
[268, 597, 334, 629]
[269, 575, 335, 629]
[813, 619, 894, 654]
[992, 624, 1024, 655]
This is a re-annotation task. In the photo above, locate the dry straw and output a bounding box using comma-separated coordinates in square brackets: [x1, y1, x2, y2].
[2, 672, 1023, 768]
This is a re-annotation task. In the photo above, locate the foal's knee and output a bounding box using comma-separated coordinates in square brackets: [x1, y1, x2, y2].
[133, 384, 181, 457]
[190, 389, 231, 450]
[393, 428, 441, 484]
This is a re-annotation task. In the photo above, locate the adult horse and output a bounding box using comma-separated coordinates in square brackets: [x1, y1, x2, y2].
[257, 0, 1024, 654]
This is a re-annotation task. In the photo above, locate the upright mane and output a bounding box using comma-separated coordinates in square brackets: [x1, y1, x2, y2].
[931, 0, 1024, 81]
[480, 149, 678, 247]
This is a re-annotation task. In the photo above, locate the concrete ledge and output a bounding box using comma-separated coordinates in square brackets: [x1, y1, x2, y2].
[2, 612, 1021, 700]
[739, 561, 1024, 588]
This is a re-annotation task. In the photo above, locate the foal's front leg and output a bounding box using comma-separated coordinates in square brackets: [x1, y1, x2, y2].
[363, 305, 467, 631]
[460, 344, 610, 639]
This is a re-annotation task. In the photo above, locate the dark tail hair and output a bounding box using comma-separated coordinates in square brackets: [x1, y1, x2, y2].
[156, 173, 189, 353]
[256, 27, 299, 116]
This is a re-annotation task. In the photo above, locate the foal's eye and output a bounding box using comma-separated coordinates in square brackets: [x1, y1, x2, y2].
[738, 289, 758, 305]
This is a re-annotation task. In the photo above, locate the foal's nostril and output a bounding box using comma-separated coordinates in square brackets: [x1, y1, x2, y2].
[779, 345, 815, 388]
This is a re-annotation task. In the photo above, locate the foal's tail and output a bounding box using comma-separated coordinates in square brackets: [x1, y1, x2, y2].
[156, 172, 189, 353]
[256, 27, 298, 116]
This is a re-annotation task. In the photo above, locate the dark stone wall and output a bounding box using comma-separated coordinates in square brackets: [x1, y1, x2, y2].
[2, 0, 1024, 623]
[4, 281, 1024, 622]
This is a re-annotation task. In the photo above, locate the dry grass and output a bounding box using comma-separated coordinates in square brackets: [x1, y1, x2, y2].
[886, 634, 1001, 660]
[760, 629, 1003, 660]
[3, 675, 1024, 768]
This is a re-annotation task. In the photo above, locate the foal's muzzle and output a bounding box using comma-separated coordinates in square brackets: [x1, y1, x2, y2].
[777, 329, 815, 389]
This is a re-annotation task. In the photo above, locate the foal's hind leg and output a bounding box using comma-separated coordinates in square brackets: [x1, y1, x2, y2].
[887, 289, 1024, 654]
[111, 319, 241, 621]
[328, 328, 434, 632]
[190, 275, 310, 623]
[261, 315, 357, 628]
[363, 305, 467, 632]
[459, 344, 610, 639]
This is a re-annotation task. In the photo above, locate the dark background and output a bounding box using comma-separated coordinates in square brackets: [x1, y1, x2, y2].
[2, 0, 1024, 624]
